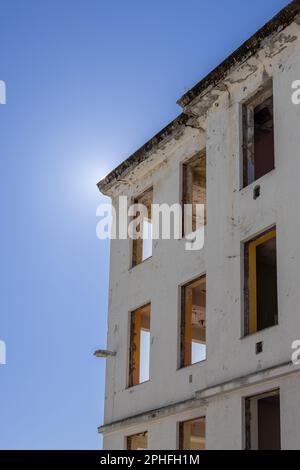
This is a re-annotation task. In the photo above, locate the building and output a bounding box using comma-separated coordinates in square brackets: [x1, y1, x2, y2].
[97, 1, 300, 450]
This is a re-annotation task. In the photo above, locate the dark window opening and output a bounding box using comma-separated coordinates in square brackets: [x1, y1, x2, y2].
[244, 228, 278, 335]
[245, 390, 281, 450]
[243, 83, 275, 187]
[182, 151, 206, 235]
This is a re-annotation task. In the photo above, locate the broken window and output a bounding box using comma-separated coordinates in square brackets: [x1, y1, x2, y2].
[129, 304, 151, 387]
[245, 390, 281, 450]
[127, 431, 148, 450]
[244, 228, 278, 335]
[243, 82, 275, 187]
[181, 276, 206, 368]
[132, 187, 153, 267]
[179, 417, 206, 450]
[182, 151, 206, 234]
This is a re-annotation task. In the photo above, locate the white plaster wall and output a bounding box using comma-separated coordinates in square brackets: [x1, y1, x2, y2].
[102, 19, 300, 449]
[103, 406, 207, 450]
[280, 374, 300, 450]
[104, 130, 210, 425]
[103, 374, 300, 450]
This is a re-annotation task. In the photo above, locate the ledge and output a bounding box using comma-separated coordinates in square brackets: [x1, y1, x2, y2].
[99, 361, 300, 434]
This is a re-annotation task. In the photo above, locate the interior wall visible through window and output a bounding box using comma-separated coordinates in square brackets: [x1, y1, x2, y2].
[242, 81, 275, 187]
[245, 390, 281, 450]
[244, 228, 278, 335]
[181, 276, 206, 368]
[179, 417, 206, 450]
[132, 187, 153, 267]
[127, 432, 148, 450]
[129, 304, 151, 387]
[182, 151, 206, 235]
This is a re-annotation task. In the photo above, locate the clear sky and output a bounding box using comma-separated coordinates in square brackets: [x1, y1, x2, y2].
[0, 0, 289, 450]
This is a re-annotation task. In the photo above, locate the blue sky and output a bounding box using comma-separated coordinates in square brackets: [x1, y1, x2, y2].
[0, 0, 288, 450]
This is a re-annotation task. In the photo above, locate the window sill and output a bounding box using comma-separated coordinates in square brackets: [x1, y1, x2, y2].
[177, 359, 207, 372]
[129, 256, 153, 272]
[240, 322, 279, 340]
[239, 167, 276, 193]
[126, 380, 150, 391]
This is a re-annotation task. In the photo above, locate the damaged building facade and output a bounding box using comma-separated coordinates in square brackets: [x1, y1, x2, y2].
[97, 1, 300, 450]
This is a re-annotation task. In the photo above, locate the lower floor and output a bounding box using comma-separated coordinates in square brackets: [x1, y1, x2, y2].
[101, 365, 300, 450]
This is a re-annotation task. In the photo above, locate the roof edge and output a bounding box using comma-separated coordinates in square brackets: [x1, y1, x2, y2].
[98, 1, 300, 195]
[97, 113, 189, 194]
[178, 0, 300, 108]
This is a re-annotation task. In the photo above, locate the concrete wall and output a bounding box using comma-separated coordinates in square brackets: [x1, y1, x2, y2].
[103, 374, 300, 450]
[101, 18, 300, 449]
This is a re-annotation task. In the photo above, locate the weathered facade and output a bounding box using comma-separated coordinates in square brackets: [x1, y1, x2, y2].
[97, 1, 300, 450]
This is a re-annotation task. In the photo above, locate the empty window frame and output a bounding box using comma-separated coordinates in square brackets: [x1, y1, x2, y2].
[127, 431, 148, 450]
[182, 151, 206, 235]
[132, 187, 153, 267]
[181, 276, 206, 368]
[245, 390, 281, 450]
[129, 304, 151, 387]
[179, 417, 206, 450]
[244, 228, 278, 335]
[242, 81, 275, 187]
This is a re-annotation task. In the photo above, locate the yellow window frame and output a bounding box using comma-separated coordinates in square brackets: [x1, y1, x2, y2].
[248, 229, 276, 334]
